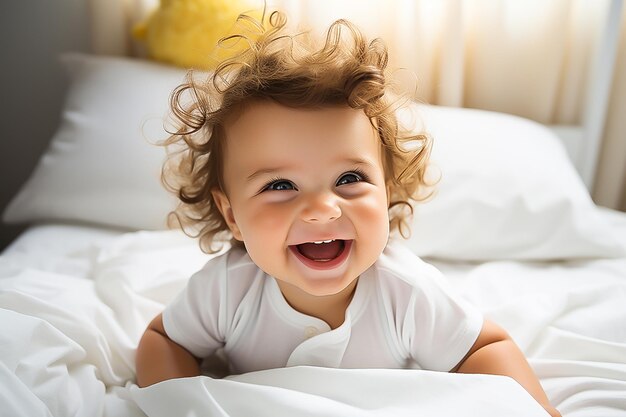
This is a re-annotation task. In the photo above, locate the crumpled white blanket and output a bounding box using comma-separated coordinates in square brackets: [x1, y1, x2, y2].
[1, 229, 626, 417]
[130, 367, 548, 417]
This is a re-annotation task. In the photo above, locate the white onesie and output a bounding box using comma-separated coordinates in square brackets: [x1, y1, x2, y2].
[162, 240, 483, 375]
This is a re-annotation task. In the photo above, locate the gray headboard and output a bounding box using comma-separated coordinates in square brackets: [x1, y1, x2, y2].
[0, 1, 92, 249]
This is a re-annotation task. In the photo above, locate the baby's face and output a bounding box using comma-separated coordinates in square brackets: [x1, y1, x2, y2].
[213, 101, 389, 297]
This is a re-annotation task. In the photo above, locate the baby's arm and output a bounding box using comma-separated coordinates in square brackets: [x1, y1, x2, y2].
[452, 319, 561, 417]
[135, 313, 201, 387]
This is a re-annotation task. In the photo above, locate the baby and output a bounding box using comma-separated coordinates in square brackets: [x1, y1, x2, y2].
[136, 10, 560, 417]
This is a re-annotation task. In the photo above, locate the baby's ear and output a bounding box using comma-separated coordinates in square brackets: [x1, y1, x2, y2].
[211, 189, 243, 241]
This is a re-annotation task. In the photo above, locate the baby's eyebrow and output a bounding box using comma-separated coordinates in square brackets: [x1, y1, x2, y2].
[342, 157, 378, 170]
[246, 167, 288, 182]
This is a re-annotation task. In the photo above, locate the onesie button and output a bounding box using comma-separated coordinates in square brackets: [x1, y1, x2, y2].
[304, 326, 319, 339]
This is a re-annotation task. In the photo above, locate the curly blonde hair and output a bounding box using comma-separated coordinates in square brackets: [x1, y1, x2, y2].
[161, 10, 433, 253]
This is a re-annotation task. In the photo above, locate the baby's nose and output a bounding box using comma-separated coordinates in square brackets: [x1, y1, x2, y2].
[301, 192, 342, 223]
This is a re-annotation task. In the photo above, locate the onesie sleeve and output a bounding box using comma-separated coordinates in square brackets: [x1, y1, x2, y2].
[161, 253, 229, 359]
[378, 241, 483, 372]
[404, 262, 483, 371]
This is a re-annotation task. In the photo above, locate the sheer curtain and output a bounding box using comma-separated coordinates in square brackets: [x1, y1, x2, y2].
[87, 0, 626, 211]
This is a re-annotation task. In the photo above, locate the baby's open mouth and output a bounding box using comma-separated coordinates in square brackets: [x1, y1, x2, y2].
[295, 239, 346, 262]
[289, 239, 353, 271]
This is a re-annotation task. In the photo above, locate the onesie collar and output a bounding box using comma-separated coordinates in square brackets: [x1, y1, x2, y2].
[265, 267, 374, 367]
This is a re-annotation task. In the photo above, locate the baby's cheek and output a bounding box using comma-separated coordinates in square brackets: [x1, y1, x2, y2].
[242, 204, 291, 235]
[355, 193, 390, 235]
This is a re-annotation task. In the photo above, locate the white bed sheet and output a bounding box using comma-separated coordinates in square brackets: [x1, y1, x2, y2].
[1, 223, 126, 278]
[1, 212, 625, 417]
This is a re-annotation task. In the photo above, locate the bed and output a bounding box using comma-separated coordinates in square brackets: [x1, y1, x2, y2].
[1, 53, 626, 417]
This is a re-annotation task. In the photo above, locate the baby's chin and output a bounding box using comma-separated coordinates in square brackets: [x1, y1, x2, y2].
[273, 269, 359, 298]
[296, 278, 358, 298]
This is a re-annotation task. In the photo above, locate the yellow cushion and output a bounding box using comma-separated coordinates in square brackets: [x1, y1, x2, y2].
[134, 0, 258, 70]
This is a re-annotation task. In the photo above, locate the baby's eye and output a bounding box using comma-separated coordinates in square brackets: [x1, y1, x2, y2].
[264, 179, 296, 191]
[336, 171, 364, 186]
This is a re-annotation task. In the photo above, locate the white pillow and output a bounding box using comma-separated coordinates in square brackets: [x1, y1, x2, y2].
[3, 53, 623, 260]
[398, 104, 625, 260]
[3, 54, 183, 231]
